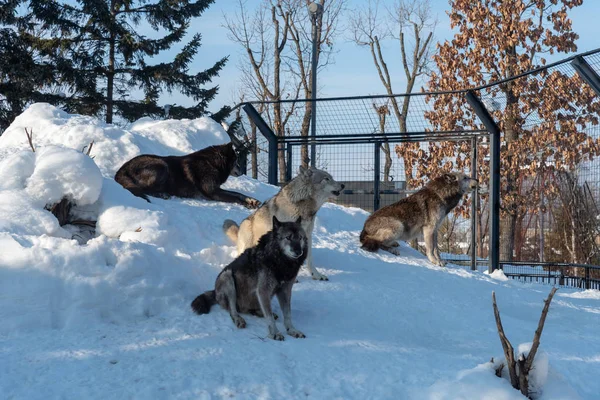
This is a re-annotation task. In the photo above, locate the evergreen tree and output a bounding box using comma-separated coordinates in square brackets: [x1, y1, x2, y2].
[0, 1, 66, 132]
[22, 0, 228, 123]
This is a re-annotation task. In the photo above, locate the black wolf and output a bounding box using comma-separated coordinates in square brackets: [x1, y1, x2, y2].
[191, 216, 308, 341]
[114, 142, 260, 208]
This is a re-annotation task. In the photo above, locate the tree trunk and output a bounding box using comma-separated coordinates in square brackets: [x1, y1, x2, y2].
[382, 143, 392, 182]
[106, 0, 116, 124]
[300, 101, 311, 168]
[273, 102, 286, 183]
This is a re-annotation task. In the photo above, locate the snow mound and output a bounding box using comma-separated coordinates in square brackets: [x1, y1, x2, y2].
[0, 103, 230, 176]
[424, 355, 579, 400]
[0, 104, 599, 400]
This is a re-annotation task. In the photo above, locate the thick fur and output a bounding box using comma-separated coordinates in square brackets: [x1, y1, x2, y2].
[360, 172, 478, 266]
[191, 216, 308, 341]
[223, 166, 345, 281]
[114, 142, 260, 209]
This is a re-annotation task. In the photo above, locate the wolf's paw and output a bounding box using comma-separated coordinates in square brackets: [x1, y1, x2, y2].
[311, 270, 329, 281]
[268, 332, 285, 341]
[232, 315, 246, 329]
[287, 328, 306, 338]
[385, 247, 401, 256]
[245, 198, 261, 209]
[431, 259, 446, 267]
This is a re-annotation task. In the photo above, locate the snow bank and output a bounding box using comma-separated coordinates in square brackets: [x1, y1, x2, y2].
[0, 103, 230, 176]
[0, 104, 599, 400]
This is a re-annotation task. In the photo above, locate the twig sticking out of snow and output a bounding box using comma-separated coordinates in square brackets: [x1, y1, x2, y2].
[24, 128, 35, 152]
[82, 141, 94, 156]
[491, 287, 558, 399]
[492, 291, 518, 388]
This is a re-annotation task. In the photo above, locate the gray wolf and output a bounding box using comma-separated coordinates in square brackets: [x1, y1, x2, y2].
[223, 166, 345, 281]
[114, 142, 260, 208]
[359, 172, 477, 266]
[191, 216, 308, 341]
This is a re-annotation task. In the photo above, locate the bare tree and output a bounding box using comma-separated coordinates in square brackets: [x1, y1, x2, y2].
[226, 0, 346, 180]
[350, 0, 435, 182]
[224, 0, 298, 182]
[282, 0, 345, 167]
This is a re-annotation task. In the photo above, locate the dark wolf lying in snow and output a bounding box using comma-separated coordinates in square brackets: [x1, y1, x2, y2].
[191, 216, 308, 341]
[114, 142, 260, 208]
[360, 172, 477, 266]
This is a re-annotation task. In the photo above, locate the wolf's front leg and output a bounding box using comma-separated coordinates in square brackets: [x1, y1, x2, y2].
[256, 281, 283, 341]
[305, 225, 328, 281]
[276, 282, 305, 338]
[210, 189, 261, 209]
[423, 227, 445, 266]
[432, 230, 446, 266]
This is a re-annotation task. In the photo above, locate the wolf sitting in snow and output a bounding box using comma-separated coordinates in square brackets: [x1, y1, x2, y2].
[360, 172, 477, 266]
[114, 142, 260, 209]
[192, 216, 308, 341]
[222, 166, 345, 281]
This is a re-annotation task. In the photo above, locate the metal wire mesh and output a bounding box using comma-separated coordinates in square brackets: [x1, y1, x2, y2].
[236, 48, 600, 277]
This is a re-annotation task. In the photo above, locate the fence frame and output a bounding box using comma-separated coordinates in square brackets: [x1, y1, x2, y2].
[233, 47, 600, 282]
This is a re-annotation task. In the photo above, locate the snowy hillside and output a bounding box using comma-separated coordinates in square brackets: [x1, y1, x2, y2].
[1, 104, 599, 400]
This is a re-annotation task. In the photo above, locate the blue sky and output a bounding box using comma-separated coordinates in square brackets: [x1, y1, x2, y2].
[159, 0, 600, 113]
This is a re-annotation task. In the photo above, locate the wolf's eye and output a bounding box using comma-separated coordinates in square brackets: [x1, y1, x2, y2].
[286, 235, 292, 241]
[323, 177, 330, 182]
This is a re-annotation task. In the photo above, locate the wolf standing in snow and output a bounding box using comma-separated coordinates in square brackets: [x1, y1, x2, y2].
[114, 142, 260, 208]
[360, 172, 477, 266]
[222, 166, 345, 281]
[191, 216, 308, 341]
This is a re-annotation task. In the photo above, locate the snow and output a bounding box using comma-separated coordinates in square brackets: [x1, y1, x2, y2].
[1, 104, 600, 399]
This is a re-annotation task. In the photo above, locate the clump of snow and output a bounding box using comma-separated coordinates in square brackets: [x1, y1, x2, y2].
[424, 355, 579, 400]
[516, 343, 549, 397]
[485, 268, 510, 281]
[0, 104, 599, 400]
[0, 103, 230, 177]
[25, 146, 103, 206]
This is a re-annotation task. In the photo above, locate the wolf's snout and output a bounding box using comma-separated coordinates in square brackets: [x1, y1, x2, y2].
[470, 180, 478, 189]
[331, 183, 345, 197]
[231, 163, 243, 177]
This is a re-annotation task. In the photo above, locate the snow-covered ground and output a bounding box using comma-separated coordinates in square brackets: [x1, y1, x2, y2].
[1, 104, 599, 399]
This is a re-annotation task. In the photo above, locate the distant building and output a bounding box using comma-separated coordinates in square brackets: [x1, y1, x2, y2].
[333, 180, 408, 212]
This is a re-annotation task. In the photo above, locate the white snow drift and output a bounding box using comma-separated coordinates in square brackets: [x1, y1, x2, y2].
[0, 104, 599, 400]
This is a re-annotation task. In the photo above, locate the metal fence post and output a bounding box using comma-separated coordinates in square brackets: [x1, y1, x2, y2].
[374, 141, 381, 211]
[470, 136, 478, 271]
[572, 55, 600, 96]
[466, 90, 501, 274]
[286, 144, 293, 183]
[242, 103, 278, 186]
[585, 266, 591, 289]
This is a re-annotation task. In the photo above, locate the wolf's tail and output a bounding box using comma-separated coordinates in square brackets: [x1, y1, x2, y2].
[223, 219, 239, 243]
[191, 290, 217, 315]
[359, 229, 380, 252]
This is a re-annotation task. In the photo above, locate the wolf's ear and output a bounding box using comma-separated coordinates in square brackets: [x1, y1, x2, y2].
[299, 165, 312, 176]
[272, 215, 281, 229]
[295, 215, 302, 224]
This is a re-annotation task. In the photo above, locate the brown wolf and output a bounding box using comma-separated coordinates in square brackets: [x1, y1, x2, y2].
[359, 172, 477, 266]
[114, 142, 260, 208]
